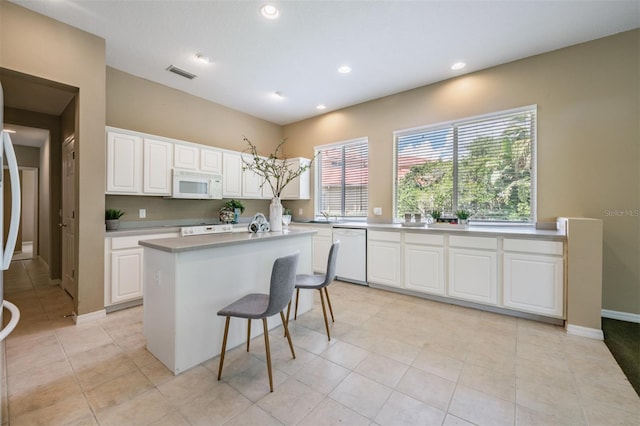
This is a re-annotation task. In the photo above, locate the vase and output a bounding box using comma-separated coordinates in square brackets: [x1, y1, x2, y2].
[269, 197, 283, 232]
[233, 208, 241, 224]
[105, 219, 120, 231]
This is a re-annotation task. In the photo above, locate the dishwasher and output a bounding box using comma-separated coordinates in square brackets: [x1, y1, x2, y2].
[332, 227, 367, 285]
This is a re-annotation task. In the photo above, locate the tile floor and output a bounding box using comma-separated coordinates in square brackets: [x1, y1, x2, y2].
[3, 258, 639, 425]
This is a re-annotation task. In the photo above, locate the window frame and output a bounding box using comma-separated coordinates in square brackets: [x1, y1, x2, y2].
[314, 137, 369, 221]
[393, 105, 537, 224]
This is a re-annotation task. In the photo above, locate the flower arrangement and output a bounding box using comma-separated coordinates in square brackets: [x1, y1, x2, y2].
[241, 136, 313, 198]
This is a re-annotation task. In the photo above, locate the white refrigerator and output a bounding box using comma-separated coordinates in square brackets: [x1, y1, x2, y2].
[0, 81, 22, 420]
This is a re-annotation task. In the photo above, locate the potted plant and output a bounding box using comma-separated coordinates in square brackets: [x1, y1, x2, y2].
[220, 199, 245, 224]
[105, 209, 125, 230]
[455, 209, 471, 225]
[241, 136, 313, 231]
[430, 210, 442, 222]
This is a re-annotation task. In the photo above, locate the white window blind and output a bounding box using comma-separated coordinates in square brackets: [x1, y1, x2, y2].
[315, 138, 368, 218]
[395, 106, 536, 222]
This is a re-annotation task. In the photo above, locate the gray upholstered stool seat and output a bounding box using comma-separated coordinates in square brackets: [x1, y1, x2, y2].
[217, 252, 299, 392]
[287, 241, 340, 340]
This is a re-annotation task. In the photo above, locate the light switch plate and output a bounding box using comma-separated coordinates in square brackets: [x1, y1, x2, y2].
[373, 207, 382, 215]
[139, 209, 146, 219]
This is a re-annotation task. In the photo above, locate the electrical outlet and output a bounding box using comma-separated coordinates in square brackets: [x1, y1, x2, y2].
[298, 208, 303, 215]
[139, 209, 146, 219]
[373, 207, 382, 215]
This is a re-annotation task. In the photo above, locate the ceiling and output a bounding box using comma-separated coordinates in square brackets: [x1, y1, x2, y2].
[7, 0, 640, 125]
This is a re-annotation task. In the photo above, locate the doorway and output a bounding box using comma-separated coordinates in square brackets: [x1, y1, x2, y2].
[11, 167, 38, 261]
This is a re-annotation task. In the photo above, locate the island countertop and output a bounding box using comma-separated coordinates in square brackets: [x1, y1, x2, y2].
[138, 229, 317, 253]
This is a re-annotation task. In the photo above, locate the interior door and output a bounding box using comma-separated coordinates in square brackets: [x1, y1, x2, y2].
[3, 169, 22, 254]
[61, 136, 76, 299]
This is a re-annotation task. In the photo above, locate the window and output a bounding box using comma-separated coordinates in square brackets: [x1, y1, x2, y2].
[315, 138, 368, 219]
[395, 106, 536, 222]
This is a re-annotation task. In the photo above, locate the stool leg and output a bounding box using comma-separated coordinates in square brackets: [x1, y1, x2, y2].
[294, 288, 300, 320]
[324, 287, 335, 322]
[318, 289, 331, 341]
[217, 316, 230, 380]
[246, 319, 251, 352]
[284, 300, 292, 337]
[280, 311, 296, 359]
[262, 318, 273, 392]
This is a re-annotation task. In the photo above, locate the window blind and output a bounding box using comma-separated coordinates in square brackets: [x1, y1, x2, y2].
[395, 107, 536, 222]
[316, 138, 368, 218]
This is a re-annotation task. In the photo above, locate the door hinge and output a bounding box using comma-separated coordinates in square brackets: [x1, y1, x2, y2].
[72, 152, 75, 160]
[71, 269, 75, 279]
[72, 210, 75, 219]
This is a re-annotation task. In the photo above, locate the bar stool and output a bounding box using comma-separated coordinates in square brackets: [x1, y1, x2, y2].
[217, 252, 299, 392]
[288, 241, 340, 340]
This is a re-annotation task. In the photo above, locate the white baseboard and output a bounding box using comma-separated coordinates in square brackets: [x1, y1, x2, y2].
[601, 309, 640, 323]
[73, 309, 107, 325]
[566, 324, 604, 340]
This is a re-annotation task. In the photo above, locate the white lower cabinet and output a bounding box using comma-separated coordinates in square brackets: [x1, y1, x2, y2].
[503, 239, 564, 318]
[367, 231, 401, 288]
[105, 232, 178, 307]
[447, 236, 498, 305]
[312, 226, 333, 273]
[404, 233, 445, 295]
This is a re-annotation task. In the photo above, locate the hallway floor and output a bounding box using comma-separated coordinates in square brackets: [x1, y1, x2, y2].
[3, 258, 639, 425]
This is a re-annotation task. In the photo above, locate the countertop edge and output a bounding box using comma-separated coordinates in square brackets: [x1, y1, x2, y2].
[139, 229, 317, 253]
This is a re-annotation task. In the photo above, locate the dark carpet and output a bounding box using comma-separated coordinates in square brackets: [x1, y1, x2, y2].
[602, 318, 640, 397]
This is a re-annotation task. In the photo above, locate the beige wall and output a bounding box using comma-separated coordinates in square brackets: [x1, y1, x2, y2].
[1, 2, 106, 315]
[283, 30, 640, 316]
[105, 68, 283, 221]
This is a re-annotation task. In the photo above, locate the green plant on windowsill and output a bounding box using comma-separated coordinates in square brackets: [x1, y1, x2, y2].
[454, 209, 471, 220]
[430, 210, 442, 221]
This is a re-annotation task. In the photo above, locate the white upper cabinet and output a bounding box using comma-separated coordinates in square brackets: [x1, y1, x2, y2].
[222, 152, 243, 197]
[106, 131, 142, 194]
[200, 148, 223, 174]
[174, 144, 199, 170]
[281, 158, 311, 200]
[143, 139, 173, 195]
[241, 153, 267, 199]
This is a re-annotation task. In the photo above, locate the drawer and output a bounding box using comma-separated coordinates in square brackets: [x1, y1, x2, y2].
[449, 235, 497, 250]
[404, 232, 444, 246]
[368, 230, 401, 243]
[503, 238, 563, 256]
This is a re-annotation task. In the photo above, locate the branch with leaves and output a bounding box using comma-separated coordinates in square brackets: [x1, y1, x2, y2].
[241, 136, 313, 198]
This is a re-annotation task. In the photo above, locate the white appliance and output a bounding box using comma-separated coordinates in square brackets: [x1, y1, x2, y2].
[171, 169, 222, 199]
[181, 223, 233, 236]
[332, 227, 367, 285]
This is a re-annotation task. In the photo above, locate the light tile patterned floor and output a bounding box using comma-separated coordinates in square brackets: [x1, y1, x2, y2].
[3, 258, 639, 425]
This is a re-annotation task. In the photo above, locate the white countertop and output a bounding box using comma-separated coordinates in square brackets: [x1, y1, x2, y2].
[292, 221, 566, 240]
[138, 229, 316, 253]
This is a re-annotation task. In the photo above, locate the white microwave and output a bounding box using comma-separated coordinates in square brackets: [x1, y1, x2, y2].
[171, 169, 222, 199]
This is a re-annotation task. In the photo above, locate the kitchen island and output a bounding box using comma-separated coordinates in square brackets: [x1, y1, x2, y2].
[139, 229, 316, 374]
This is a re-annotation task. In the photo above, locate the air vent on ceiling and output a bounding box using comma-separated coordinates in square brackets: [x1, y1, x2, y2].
[166, 65, 197, 80]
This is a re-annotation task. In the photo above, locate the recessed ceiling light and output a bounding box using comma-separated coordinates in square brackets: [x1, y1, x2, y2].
[261, 4, 280, 19]
[316, 104, 326, 110]
[451, 62, 466, 70]
[195, 53, 212, 64]
[272, 91, 284, 99]
[338, 65, 352, 74]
